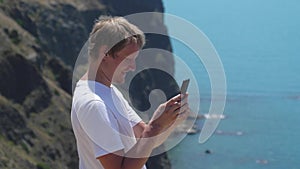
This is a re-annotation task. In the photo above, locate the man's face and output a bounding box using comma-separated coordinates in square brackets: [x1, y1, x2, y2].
[111, 43, 140, 84]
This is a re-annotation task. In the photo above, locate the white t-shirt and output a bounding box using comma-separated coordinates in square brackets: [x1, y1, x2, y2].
[71, 80, 146, 169]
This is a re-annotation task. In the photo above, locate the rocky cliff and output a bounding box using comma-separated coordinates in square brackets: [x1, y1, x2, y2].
[0, 0, 173, 168]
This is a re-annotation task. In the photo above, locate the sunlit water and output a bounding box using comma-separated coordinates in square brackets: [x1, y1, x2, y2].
[163, 0, 300, 168]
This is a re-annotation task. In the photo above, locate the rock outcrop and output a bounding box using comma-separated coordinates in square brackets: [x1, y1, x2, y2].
[0, 0, 174, 168]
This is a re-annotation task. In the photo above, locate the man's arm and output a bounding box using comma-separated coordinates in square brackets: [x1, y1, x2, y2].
[97, 94, 189, 169]
[97, 123, 159, 169]
[133, 121, 147, 139]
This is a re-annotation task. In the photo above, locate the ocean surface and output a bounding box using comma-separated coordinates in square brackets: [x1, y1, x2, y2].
[162, 0, 300, 169]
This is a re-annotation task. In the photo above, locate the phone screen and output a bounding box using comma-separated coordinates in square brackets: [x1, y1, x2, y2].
[181, 79, 190, 94]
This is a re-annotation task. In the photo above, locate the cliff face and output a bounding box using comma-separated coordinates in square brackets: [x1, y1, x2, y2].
[0, 0, 173, 168]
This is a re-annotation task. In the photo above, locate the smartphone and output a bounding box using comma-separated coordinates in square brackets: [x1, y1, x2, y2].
[180, 79, 190, 94]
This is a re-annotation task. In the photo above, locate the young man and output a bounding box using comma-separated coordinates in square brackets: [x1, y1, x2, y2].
[71, 16, 189, 169]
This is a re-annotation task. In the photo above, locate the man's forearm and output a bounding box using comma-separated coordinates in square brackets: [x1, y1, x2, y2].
[121, 124, 160, 169]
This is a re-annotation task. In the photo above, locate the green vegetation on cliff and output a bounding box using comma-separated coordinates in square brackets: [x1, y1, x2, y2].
[0, 0, 173, 168]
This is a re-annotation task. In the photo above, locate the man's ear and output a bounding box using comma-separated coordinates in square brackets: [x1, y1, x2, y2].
[98, 45, 109, 61]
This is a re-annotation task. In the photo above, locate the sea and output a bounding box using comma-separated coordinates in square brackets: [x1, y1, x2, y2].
[162, 0, 300, 169]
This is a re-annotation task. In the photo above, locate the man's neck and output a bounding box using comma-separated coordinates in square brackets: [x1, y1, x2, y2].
[81, 67, 112, 87]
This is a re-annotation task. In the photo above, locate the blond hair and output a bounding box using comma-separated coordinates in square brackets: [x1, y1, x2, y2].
[88, 16, 145, 59]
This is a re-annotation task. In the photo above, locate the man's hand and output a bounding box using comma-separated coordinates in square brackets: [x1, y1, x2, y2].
[149, 93, 190, 136]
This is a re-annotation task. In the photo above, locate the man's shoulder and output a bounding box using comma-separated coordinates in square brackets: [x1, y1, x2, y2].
[73, 86, 105, 111]
[74, 89, 103, 102]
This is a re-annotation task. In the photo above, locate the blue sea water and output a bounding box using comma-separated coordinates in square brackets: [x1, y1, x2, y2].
[162, 0, 300, 168]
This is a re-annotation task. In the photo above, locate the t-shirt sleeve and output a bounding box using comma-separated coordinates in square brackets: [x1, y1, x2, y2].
[112, 87, 143, 127]
[123, 99, 143, 127]
[76, 100, 124, 158]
